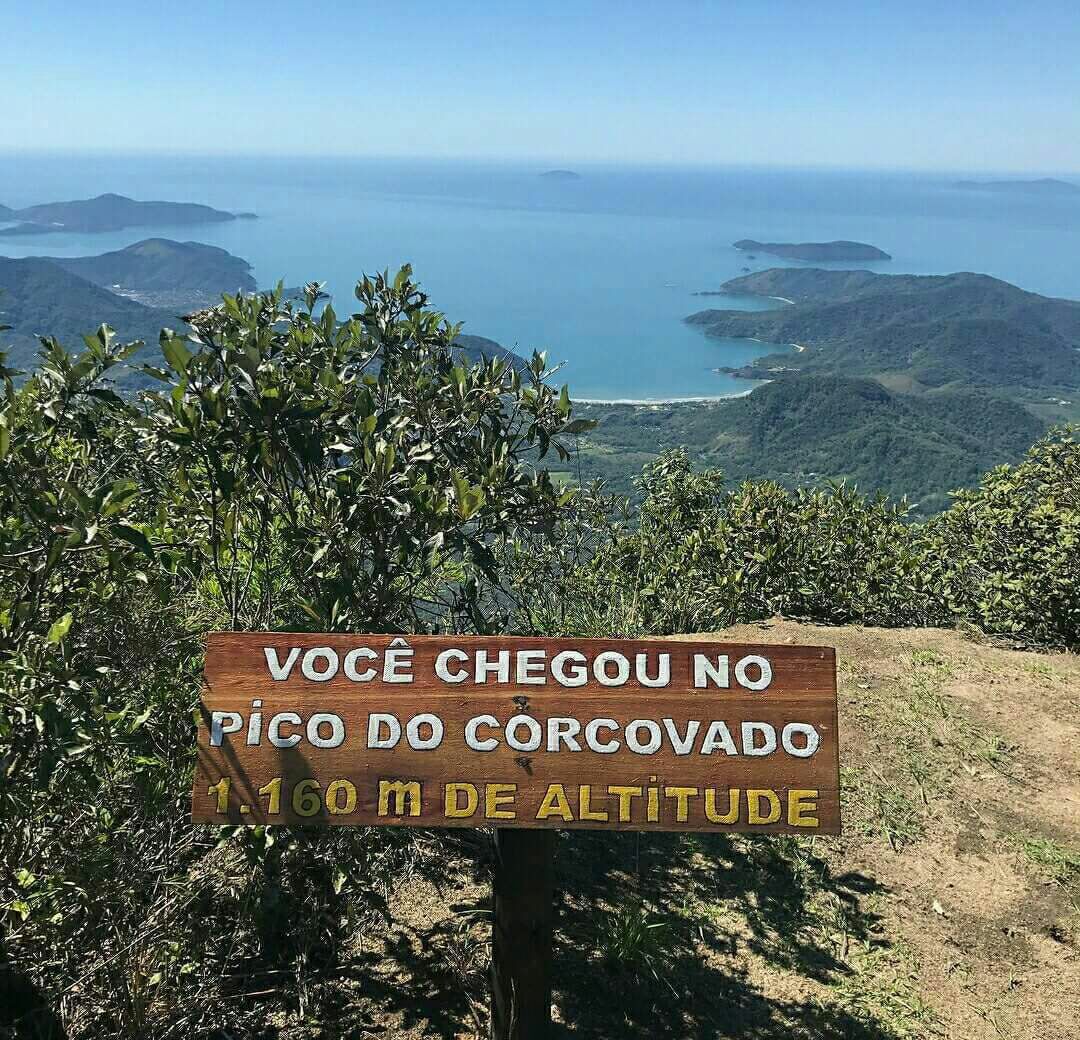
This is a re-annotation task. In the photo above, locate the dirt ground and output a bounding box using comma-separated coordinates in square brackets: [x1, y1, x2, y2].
[314, 622, 1079, 1039]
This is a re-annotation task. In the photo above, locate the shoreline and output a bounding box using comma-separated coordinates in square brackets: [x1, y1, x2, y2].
[577, 386, 763, 405]
[691, 291, 796, 306]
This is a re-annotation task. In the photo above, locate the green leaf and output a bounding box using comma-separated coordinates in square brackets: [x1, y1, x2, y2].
[160, 333, 193, 374]
[113, 524, 155, 556]
[47, 613, 73, 645]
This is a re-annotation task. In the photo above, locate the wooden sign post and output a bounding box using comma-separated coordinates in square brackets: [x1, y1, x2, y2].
[192, 634, 840, 1037]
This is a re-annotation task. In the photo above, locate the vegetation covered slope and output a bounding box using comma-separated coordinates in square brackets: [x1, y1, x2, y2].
[574, 374, 1046, 509]
[0, 258, 524, 388]
[687, 269, 1080, 395]
[0, 256, 177, 363]
[42, 238, 257, 294]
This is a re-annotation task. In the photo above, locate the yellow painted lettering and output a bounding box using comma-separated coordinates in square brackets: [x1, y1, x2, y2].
[747, 789, 781, 825]
[536, 783, 574, 821]
[664, 786, 698, 823]
[378, 780, 421, 817]
[578, 785, 608, 822]
[704, 788, 740, 824]
[444, 782, 479, 818]
[787, 789, 819, 828]
[609, 785, 642, 822]
[486, 783, 517, 820]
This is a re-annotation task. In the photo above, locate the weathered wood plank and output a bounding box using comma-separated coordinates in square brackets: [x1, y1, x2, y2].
[191, 634, 841, 834]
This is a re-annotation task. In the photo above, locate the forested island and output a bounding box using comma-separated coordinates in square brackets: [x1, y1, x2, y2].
[539, 169, 582, 180]
[734, 239, 891, 261]
[0, 193, 250, 235]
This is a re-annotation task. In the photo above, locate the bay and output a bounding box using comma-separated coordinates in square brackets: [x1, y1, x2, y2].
[1, 155, 1077, 400]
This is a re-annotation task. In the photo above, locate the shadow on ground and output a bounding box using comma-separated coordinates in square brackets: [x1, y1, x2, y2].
[336, 828, 897, 1039]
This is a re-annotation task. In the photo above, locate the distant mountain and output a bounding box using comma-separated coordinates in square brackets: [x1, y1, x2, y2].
[0, 256, 526, 388]
[0, 193, 248, 235]
[453, 334, 528, 370]
[0, 257, 178, 381]
[952, 178, 1080, 195]
[575, 374, 1046, 510]
[0, 203, 14, 220]
[540, 170, 582, 180]
[687, 268, 1080, 394]
[734, 240, 891, 261]
[41, 239, 257, 297]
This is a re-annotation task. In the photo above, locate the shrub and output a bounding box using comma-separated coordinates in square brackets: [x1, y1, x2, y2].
[0, 270, 584, 1037]
[555, 450, 943, 636]
[930, 427, 1079, 647]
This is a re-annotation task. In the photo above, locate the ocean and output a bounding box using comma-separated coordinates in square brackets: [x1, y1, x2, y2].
[1, 154, 1078, 400]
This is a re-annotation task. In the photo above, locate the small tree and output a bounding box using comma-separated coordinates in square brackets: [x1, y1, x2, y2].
[0, 268, 591, 1037]
[139, 268, 582, 633]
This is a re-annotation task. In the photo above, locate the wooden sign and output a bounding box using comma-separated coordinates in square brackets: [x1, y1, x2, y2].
[192, 633, 840, 834]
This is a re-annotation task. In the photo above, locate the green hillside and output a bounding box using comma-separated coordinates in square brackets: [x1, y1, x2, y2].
[0, 256, 525, 385]
[44, 238, 257, 294]
[574, 375, 1046, 510]
[453, 333, 529, 369]
[688, 269, 1080, 398]
[0, 257, 176, 371]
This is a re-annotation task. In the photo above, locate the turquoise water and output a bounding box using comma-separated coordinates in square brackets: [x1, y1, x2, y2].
[1, 156, 1078, 399]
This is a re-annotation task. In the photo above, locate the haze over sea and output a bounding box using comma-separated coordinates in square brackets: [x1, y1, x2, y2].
[1, 154, 1079, 400]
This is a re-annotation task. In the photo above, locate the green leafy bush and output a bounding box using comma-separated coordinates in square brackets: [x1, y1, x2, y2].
[929, 428, 1080, 646]
[0, 270, 582, 1037]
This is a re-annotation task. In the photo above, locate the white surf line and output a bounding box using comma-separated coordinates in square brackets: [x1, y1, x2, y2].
[577, 385, 768, 405]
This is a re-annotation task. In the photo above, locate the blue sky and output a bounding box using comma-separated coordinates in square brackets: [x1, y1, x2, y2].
[5, 0, 1080, 171]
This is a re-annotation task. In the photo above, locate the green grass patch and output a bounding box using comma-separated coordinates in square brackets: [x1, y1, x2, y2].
[825, 936, 942, 1039]
[1014, 835, 1080, 910]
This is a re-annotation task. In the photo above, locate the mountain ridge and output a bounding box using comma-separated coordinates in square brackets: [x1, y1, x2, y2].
[574, 374, 1047, 510]
[687, 268, 1080, 395]
[41, 239, 257, 295]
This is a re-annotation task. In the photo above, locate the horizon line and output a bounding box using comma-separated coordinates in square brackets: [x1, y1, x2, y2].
[0, 148, 1077, 180]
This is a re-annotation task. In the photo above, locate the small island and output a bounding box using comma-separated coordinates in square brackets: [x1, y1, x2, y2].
[0, 193, 254, 236]
[951, 178, 1080, 196]
[734, 239, 892, 261]
[539, 170, 582, 181]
